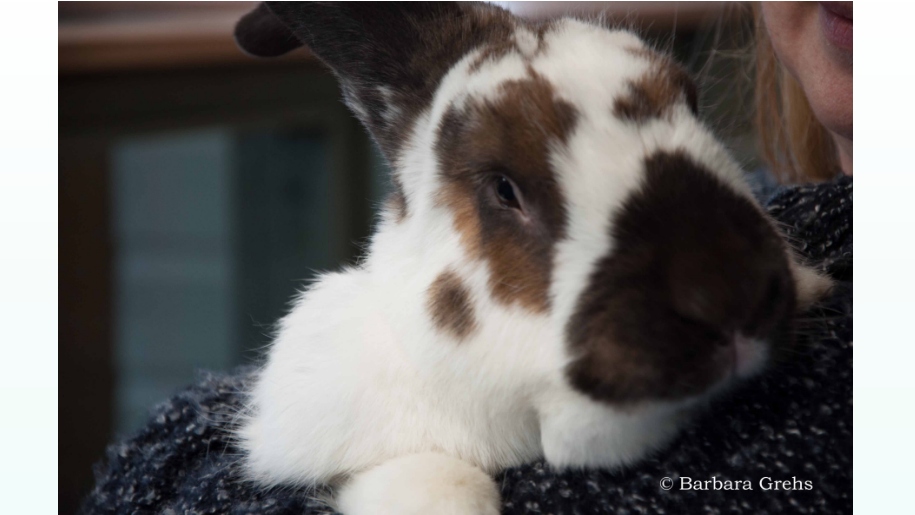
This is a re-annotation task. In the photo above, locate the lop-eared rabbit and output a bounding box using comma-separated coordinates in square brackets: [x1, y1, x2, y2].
[234, 3, 831, 513]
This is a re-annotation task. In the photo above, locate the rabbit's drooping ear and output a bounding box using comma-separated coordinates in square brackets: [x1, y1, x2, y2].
[234, 2, 513, 161]
[234, 2, 303, 58]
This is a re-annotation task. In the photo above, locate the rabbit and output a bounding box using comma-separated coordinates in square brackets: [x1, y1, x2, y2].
[232, 3, 833, 514]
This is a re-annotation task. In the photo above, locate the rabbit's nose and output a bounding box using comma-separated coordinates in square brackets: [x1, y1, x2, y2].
[668, 242, 793, 339]
[731, 333, 768, 377]
[710, 332, 769, 379]
[614, 149, 796, 341]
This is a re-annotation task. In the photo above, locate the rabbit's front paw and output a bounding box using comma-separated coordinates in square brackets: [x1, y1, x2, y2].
[336, 453, 500, 515]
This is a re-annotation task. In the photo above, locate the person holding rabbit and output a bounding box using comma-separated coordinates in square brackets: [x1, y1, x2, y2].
[84, 3, 851, 514]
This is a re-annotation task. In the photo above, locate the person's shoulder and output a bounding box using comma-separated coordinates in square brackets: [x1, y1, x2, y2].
[767, 174, 852, 279]
[766, 174, 852, 214]
[81, 367, 326, 514]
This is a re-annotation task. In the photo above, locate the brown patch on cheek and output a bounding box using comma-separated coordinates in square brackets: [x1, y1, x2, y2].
[427, 270, 477, 339]
[613, 47, 698, 122]
[435, 70, 575, 313]
[371, 6, 546, 221]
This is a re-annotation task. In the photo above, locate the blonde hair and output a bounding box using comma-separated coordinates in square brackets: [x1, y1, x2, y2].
[753, 6, 838, 183]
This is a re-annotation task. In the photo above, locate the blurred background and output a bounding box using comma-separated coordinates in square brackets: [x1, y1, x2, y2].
[59, 2, 760, 512]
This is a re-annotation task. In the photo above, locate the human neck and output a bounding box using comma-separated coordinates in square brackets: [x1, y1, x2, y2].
[832, 132, 853, 176]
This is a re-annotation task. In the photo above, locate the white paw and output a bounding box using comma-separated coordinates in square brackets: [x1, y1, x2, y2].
[336, 453, 500, 515]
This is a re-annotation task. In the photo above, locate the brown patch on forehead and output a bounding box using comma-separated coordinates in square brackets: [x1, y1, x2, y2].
[468, 39, 517, 74]
[427, 270, 477, 340]
[467, 21, 553, 73]
[435, 69, 576, 313]
[364, 3, 524, 223]
[613, 47, 698, 122]
[373, 3, 518, 157]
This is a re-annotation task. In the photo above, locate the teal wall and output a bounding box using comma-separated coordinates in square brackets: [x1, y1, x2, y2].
[109, 126, 376, 434]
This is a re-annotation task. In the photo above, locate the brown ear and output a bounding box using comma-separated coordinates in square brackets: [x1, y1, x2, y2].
[234, 3, 302, 58]
[233, 2, 513, 163]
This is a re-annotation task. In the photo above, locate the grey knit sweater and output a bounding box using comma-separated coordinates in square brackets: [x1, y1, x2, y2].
[83, 176, 852, 514]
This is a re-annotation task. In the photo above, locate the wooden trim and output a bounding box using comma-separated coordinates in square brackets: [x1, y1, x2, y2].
[505, 1, 728, 27]
[59, 66, 338, 139]
[59, 1, 255, 17]
[59, 3, 311, 74]
[59, 140, 114, 513]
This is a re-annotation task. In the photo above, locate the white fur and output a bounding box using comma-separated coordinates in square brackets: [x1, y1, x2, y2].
[337, 453, 500, 515]
[238, 18, 829, 514]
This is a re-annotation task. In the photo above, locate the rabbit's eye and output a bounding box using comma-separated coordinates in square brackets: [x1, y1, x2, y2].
[495, 176, 521, 210]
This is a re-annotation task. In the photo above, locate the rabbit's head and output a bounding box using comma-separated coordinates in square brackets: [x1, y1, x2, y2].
[237, 2, 831, 468]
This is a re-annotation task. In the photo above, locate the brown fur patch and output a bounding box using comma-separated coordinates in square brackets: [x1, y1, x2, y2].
[467, 21, 551, 73]
[427, 270, 477, 339]
[613, 47, 698, 122]
[362, 3, 517, 220]
[468, 39, 518, 73]
[258, 3, 522, 222]
[385, 177, 408, 223]
[375, 4, 517, 157]
[566, 151, 795, 405]
[435, 69, 576, 313]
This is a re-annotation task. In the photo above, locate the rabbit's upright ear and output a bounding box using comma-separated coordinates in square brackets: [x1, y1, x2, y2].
[235, 2, 512, 160]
